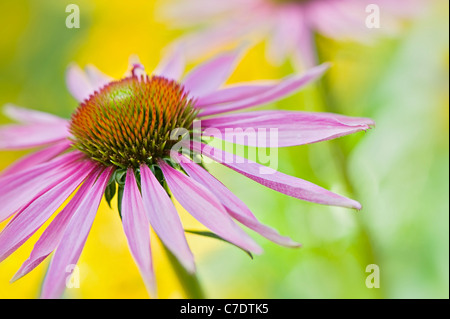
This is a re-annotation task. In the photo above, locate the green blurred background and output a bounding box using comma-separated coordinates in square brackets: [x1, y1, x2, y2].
[0, 0, 448, 299]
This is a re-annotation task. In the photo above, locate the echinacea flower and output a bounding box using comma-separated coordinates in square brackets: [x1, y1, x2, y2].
[0, 48, 374, 298]
[160, 0, 418, 68]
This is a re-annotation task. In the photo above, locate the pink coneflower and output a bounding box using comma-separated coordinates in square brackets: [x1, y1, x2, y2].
[0, 49, 374, 298]
[160, 0, 417, 67]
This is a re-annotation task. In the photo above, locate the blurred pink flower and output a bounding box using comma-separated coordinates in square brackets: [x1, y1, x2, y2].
[0, 49, 374, 298]
[160, 0, 419, 68]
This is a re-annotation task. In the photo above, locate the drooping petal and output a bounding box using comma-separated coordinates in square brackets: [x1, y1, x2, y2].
[195, 82, 275, 108]
[1, 140, 72, 177]
[198, 63, 329, 116]
[2, 104, 68, 125]
[172, 152, 300, 247]
[159, 160, 262, 254]
[84, 65, 113, 91]
[0, 151, 81, 193]
[200, 110, 374, 147]
[0, 152, 84, 223]
[182, 49, 241, 97]
[153, 46, 185, 81]
[66, 63, 95, 103]
[121, 169, 156, 296]
[10, 169, 100, 282]
[266, 6, 302, 66]
[315, 112, 376, 127]
[187, 141, 362, 209]
[0, 161, 95, 263]
[140, 165, 195, 273]
[292, 12, 317, 70]
[40, 167, 113, 299]
[0, 122, 70, 150]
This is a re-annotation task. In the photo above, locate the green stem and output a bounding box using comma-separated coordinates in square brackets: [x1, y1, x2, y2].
[162, 244, 206, 299]
[315, 36, 385, 298]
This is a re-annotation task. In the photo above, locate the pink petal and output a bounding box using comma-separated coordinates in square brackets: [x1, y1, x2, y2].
[170, 22, 249, 63]
[182, 49, 241, 97]
[292, 15, 317, 70]
[40, 167, 113, 299]
[0, 152, 85, 223]
[200, 110, 374, 147]
[309, 2, 368, 41]
[159, 0, 265, 62]
[0, 151, 81, 192]
[159, 160, 262, 254]
[173, 152, 300, 247]
[140, 165, 195, 273]
[195, 82, 276, 108]
[0, 123, 70, 150]
[316, 112, 376, 127]
[66, 63, 95, 103]
[121, 169, 156, 297]
[3, 104, 68, 124]
[0, 161, 95, 263]
[1, 140, 72, 177]
[84, 65, 113, 91]
[187, 141, 362, 209]
[10, 169, 101, 282]
[198, 63, 330, 117]
[266, 6, 302, 66]
[153, 46, 185, 81]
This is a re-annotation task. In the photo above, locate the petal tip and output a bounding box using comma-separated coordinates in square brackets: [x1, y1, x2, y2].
[9, 273, 21, 284]
[288, 241, 303, 249]
[251, 244, 264, 255]
[353, 201, 363, 211]
[185, 261, 197, 274]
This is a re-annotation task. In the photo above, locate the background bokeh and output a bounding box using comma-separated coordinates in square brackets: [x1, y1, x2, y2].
[0, 0, 448, 299]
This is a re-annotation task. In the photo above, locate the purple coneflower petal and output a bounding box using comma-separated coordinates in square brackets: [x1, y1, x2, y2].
[121, 169, 156, 297]
[1, 140, 72, 177]
[140, 165, 195, 273]
[195, 82, 275, 107]
[3, 104, 68, 125]
[0, 152, 84, 223]
[200, 110, 374, 147]
[182, 49, 241, 97]
[159, 160, 263, 254]
[0, 151, 81, 194]
[198, 63, 330, 116]
[266, 6, 302, 66]
[173, 20, 249, 63]
[0, 122, 70, 150]
[66, 63, 96, 103]
[172, 152, 301, 247]
[188, 141, 362, 210]
[0, 161, 95, 263]
[84, 65, 113, 91]
[292, 13, 316, 69]
[10, 169, 100, 283]
[153, 46, 185, 81]
[317, 112, 376, 127]
[40, 167, 113, 299]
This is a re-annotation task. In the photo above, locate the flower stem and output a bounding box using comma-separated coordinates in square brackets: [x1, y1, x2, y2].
[162, 244, 205, 299]
[314, 36, 385, 298]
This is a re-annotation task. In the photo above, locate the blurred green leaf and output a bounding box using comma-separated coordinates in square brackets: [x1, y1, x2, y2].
[185, 229, 253, 259]
[104, 181, 116, 209]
